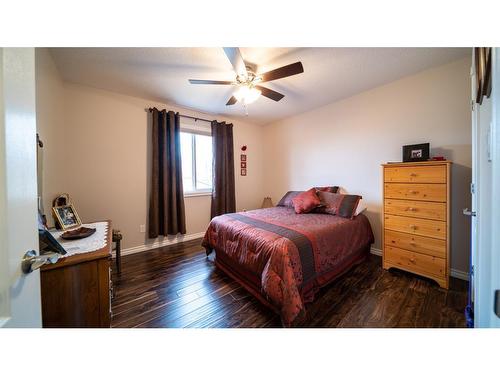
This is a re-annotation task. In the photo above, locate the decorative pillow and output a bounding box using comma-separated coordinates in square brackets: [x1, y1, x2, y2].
[315, 191, 361, 219]
[337, 186, 348, 195]
[291, 188, 321, 214]
[315, 186, 339, 193]
[277, 191, 304, 207]
[355, 200, 367, 216]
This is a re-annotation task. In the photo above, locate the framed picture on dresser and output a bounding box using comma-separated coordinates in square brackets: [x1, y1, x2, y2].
[402, 143, 430, 162]
[52, 204, 82, 230]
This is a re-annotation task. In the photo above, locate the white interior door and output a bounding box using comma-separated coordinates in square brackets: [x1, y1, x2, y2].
[0, 48, 42, 327]
[471, 48, 500, 327]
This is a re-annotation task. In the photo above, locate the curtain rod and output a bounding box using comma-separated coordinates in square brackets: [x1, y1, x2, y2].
[147, 108, 213, 124]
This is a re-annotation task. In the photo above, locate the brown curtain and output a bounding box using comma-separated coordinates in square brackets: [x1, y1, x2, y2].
[148, 108, 186, 237]
[211, 121, 236, 218]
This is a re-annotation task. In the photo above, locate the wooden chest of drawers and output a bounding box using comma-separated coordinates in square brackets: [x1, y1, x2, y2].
[40, 221, 112, 327]
[382, 161, 451, 288]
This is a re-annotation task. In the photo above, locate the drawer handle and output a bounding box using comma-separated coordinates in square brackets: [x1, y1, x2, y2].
[407, 207, 417, 212]
[409, 258, 416, 263]
[409, 225, 417, 230]
[409, 173, 417, 177]
[408, 190, 418, 194]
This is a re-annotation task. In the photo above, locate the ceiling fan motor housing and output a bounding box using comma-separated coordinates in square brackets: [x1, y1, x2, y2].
[237, 65, 261, 86]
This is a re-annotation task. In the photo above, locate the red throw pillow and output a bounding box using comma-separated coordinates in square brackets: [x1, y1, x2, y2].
[292, 188, 321, 214]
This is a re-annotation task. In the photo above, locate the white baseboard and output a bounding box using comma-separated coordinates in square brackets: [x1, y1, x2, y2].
[370, 246, 382, 256]
[370, 247, 469, 281]
[450, 269, 469, 281]
[118, 232, 205, 257]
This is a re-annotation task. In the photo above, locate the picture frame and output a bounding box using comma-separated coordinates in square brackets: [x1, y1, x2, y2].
[52, 204, 82, 230]
[402, 143, 430, 163]
[482, 47, 492, 99]
[240, 154, 247, 162]
[241, 168, 247, 176]
[475, 47, 485, 104]
[475, 47, 492, 105]
[240, 161, 247, 169]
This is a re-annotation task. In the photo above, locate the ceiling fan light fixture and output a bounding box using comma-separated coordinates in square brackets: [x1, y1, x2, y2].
[234, 85, 261, 104]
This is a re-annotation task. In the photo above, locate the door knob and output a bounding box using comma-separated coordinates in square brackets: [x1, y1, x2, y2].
[21, 250, 60, 274]
[463, 208, 477, 217]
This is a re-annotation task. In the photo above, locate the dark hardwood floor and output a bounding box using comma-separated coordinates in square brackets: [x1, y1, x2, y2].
[111, 239, 468, 328]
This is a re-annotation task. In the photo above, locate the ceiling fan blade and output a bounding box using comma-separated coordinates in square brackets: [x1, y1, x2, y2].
[188, 79, 234, 85]
[260, 62, 304, 82]
[256, 86, 285, 102]
[223, 47, 247, 77]
[226, 96, 237, 106]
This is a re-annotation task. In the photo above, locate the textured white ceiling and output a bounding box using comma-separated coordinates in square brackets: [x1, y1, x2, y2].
[49, 47, 470, 125]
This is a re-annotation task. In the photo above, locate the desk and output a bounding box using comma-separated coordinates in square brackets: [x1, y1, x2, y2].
[40, 220, 112, 327]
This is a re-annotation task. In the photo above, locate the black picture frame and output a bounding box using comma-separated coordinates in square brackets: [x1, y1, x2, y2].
[402, 143, 430, 162]
[39, 229, 67, 255]
[475, 47, 485, 104]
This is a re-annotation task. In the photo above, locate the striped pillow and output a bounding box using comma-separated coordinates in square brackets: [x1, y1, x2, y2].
[315, 191, 361, 219]
[277, 191, 304, 208]
[315, 186, 339, 193]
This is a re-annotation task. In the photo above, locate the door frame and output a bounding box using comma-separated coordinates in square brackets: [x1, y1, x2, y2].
[490, 48, 500, 327]
[473, 47, 500, 327]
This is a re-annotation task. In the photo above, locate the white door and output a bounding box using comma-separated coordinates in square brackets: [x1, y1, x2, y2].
[471, 48, 500, 327]
[0, 48, 42, 327]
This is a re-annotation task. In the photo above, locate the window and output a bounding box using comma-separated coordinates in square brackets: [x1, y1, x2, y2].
[180, 131, 213, 194]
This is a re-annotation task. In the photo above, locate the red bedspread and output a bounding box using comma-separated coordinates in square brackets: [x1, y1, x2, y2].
[202, 207, 374, 326]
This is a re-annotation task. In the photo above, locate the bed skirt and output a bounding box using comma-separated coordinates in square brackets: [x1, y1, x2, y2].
[210, 243, 371, 327]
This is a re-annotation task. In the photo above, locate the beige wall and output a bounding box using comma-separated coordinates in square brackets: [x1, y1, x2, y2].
[36, 49, 265, 249]
[263, 57, 472, 272]
[36, 50, 472, 272]
[35, 49, 67, 225]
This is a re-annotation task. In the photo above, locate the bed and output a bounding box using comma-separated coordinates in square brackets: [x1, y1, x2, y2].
[202, 206, 374, 326]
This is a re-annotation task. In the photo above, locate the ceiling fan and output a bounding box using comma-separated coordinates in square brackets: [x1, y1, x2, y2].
[188, 47, 304, 106]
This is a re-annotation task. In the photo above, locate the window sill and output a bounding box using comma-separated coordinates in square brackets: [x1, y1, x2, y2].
[184, 191, 212, 198]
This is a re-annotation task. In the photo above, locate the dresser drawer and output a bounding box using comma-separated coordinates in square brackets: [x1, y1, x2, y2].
[384, 230, 446, 258]
[384, 214, 446, 240]
[384, 245, 446, 277]
[384, 165, 446, 183]
[384, 183, 447, 202]
[384, 199, 446, 221]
